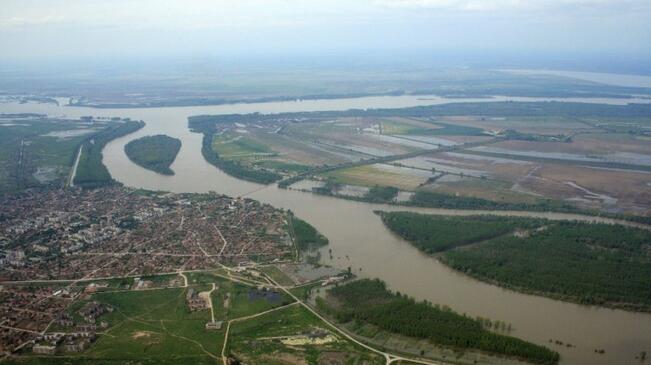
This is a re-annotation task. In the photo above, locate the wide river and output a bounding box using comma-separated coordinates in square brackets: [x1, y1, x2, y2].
[2, 94, 650, 365]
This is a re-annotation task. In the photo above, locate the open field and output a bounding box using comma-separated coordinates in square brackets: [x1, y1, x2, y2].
[212, 131, 274, 160]
[431, 116, 594, 135]
[324, 164, 430, 191]
[517, 163, 651, 213]
[227, 304, 385, 365]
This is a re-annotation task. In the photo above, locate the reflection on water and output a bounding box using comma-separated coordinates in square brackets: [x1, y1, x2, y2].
[2, 95, 651, 365]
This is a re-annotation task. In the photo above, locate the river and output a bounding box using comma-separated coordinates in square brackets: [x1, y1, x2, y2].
[2, 94, 650, 365]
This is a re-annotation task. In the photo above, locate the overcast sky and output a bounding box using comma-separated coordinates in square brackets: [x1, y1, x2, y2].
[1, 0, 650, 63]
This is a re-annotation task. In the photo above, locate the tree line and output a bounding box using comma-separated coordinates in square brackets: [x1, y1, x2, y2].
[320, 279, 559, 364]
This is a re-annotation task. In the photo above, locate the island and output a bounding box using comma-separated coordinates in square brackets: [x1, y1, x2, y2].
[124, 134, 182, 175]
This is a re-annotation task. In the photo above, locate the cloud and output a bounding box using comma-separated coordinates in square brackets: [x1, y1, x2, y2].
[374, 0, 651, 14]
[0, 0, 649, 61]
[1, 0, 649, 31]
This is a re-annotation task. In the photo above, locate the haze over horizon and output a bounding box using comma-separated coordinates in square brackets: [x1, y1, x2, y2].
[1, 0, 651, 74]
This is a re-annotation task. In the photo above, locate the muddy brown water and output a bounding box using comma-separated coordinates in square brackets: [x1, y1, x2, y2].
[2, 94, 650, 364]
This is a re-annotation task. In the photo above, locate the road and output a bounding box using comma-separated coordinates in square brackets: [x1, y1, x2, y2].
[66, 144, 83, 188]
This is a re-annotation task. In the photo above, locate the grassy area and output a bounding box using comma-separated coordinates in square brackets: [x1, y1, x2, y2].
[288, 282, 324, 301]
[423, 121, 485, 136]
[227, 304, 384, 365]
[380, 119, 432, 135]
[408, 190, 578, 213]
[124, 134, 181, 175]
[185, 271, 224, 285]
[323, 165, 425, 191]
[211, 132, 273, 160]
[42, 288, 223, 364]
[258, 265, 296, 286]
[201, 133, 282, 184]
[227, 282, 294, 319]
[28, 280, 297, 363]
[254, 159, 310, 173]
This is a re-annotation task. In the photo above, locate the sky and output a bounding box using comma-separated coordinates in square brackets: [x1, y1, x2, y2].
[1, 0, 650, 64]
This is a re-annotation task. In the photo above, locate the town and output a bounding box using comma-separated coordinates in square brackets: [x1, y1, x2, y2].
[0, 186, 298, 355]
[0, 187, 293, 282]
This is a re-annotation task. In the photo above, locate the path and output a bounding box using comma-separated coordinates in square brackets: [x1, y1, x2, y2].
[200, 283, 217, 323]
[215, 226, 229, 257]
[179, 271, 189, 287]
[221, 302, 300, 365]
[66, 144, 83, 188]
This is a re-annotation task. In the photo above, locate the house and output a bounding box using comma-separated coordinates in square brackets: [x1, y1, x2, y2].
[32, 344, 56, 355]
[186, 288, 207, 311]
[205, 321, 223, 330]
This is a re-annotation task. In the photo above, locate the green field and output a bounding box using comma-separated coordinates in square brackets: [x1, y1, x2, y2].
[254, 159, 310, 173]
[201, 133, 282, 184]
[227, 304, 384, 365]
[258, 265, 296, 287]
[124, 134, 181, 175]
[17, 274, 296, 364]
[380, 119, 432, 135]
[6, 265, 402, 365]
[49, 288, 223, 364]
[323, 165, 425, 191]
[211, 132, 274, 160]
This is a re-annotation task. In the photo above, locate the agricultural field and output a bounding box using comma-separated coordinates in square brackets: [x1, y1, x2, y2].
[191, 101, 651, 215]
[324, 164, 430, 191]
[319, 125, 651, 214]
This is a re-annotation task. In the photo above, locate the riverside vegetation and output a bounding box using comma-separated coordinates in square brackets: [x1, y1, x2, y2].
[73, 120, 145, 188]
[381, 212, 651, 311]
[318, 279, 560, 364]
